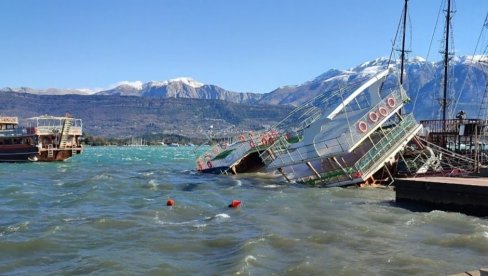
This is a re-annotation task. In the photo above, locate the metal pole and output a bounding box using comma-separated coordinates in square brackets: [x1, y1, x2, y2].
[443, 0, 451, 123]
[400, 0, 408, 85]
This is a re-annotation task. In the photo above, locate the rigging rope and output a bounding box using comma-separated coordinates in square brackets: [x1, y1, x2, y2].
[412, 0, 445, 115]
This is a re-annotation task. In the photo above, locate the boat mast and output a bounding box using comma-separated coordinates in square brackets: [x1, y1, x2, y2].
[400, 0, 408, 85]
[442, 0, 452, 122]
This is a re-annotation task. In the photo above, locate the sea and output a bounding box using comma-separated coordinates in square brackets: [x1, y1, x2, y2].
[0, 146, 487, 275]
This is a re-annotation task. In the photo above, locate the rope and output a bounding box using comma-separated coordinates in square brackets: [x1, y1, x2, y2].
[412, 0, 445, 114]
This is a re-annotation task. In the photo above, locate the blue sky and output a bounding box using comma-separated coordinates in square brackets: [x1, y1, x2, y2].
[0, 0, 487, 93]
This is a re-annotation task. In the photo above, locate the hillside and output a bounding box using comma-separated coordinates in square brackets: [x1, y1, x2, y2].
[0, 92, 292, 138]
[2, 56, 488, 139]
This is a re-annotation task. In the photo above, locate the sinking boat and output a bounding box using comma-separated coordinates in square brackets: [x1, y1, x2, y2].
[0, 116, 39, 162]
[196, 130, 281, 174]
[261, 67, 423, 187]
[26, 114, 83, 161]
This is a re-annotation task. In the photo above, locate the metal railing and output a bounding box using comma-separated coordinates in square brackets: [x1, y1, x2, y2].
[355, 114, 419, 176]
[263, 88, 407, 170]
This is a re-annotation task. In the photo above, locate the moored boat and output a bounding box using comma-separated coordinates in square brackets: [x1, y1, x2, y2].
[0, 116, 39, 162]
[26, 114, 83, 161]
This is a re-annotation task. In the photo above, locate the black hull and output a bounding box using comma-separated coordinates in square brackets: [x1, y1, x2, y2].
[0, 146, 39, 162]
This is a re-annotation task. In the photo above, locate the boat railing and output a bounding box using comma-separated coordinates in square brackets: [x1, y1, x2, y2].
[266, 134, 348, 169]
[346, 88, 406, 151]
[296, 114, 420, 186]
[354, 114, 419, 176]
[264, 88, 407, 169]
[197, 130, 281, 170]
[27, 126, 83, 136]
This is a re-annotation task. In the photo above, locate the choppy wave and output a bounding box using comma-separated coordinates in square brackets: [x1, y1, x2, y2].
[0, 147, 487, 275]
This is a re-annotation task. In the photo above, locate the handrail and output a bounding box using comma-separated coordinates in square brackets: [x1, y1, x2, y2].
[265, 88, 407, 170]
[355, 114, 418, 175]
[347, 88, 405, 148]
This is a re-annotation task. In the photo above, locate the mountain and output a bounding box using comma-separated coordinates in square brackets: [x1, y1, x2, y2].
[0, 87, 94, 95]
[257, 56, 488, 120]
[0, 92, 292, 138]
[97, 77, 262, 104]
[2, 56, 487, 139]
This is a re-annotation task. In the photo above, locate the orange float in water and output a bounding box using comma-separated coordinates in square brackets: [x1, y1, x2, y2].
[228, 200, 241, 208]
[166, 199, 175, 206]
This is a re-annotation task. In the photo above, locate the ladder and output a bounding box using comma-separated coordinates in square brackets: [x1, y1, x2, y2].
[59, 118, 72, 149]
[47, 144, 54, 158]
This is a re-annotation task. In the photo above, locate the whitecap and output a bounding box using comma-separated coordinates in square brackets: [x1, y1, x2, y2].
[263, 184, 281, 188]
[192, 223, 207, 229]
[205, 213, 230, 223]
[245, 255, 257, 264]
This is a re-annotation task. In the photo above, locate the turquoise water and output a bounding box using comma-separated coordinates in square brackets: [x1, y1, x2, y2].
[0, 146, 487, 275]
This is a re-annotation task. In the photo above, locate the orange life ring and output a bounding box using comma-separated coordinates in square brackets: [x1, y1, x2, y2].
[206, 161, 213, 169]
[261, 137, 267, 145]
[357, 121, 368, 133]
[387, 97, 396, 108]
[239, 135, 245, 142]
[378, 106, 388, 117]
[368, 112, 379, 123]
[268, 137, 274, 144]
[249, 140, 256, 148]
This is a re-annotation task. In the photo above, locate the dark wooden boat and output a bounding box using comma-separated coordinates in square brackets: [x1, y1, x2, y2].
[0, 116, 39, 162]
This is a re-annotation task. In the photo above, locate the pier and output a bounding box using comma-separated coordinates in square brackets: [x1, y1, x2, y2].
[395, 177, 488, 216]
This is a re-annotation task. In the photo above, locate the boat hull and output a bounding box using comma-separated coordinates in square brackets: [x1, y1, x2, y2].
[36, 147, 83, 162]
[0, 145, 39, 162]
[199, 166, 231, 174]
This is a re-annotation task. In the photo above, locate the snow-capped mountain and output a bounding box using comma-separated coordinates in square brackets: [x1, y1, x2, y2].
[97, 77, 261, 104]
[2, 57, 487, 121]
[257, 56, 488, 120]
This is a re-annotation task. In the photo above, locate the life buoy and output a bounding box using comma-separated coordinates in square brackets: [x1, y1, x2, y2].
[207, 161, 213, 169]
[249, 140, 256, 148]
[368, 112, 379, 123]
[268, 137, 274, 144]
[357, 121, 368, 133]
[387, 97, 396, 108]
[378, 106, 388, 117]
[261, 137, 267, 145]
[239, 135, 245, 142]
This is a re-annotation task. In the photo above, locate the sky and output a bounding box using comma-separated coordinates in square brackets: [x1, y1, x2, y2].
[0, 0, 487, 93]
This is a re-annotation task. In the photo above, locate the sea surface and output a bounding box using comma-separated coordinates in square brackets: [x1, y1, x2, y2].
[0, 146, 487, 275]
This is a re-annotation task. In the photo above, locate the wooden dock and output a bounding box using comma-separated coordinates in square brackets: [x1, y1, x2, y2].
[395, 177, 488, 216]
